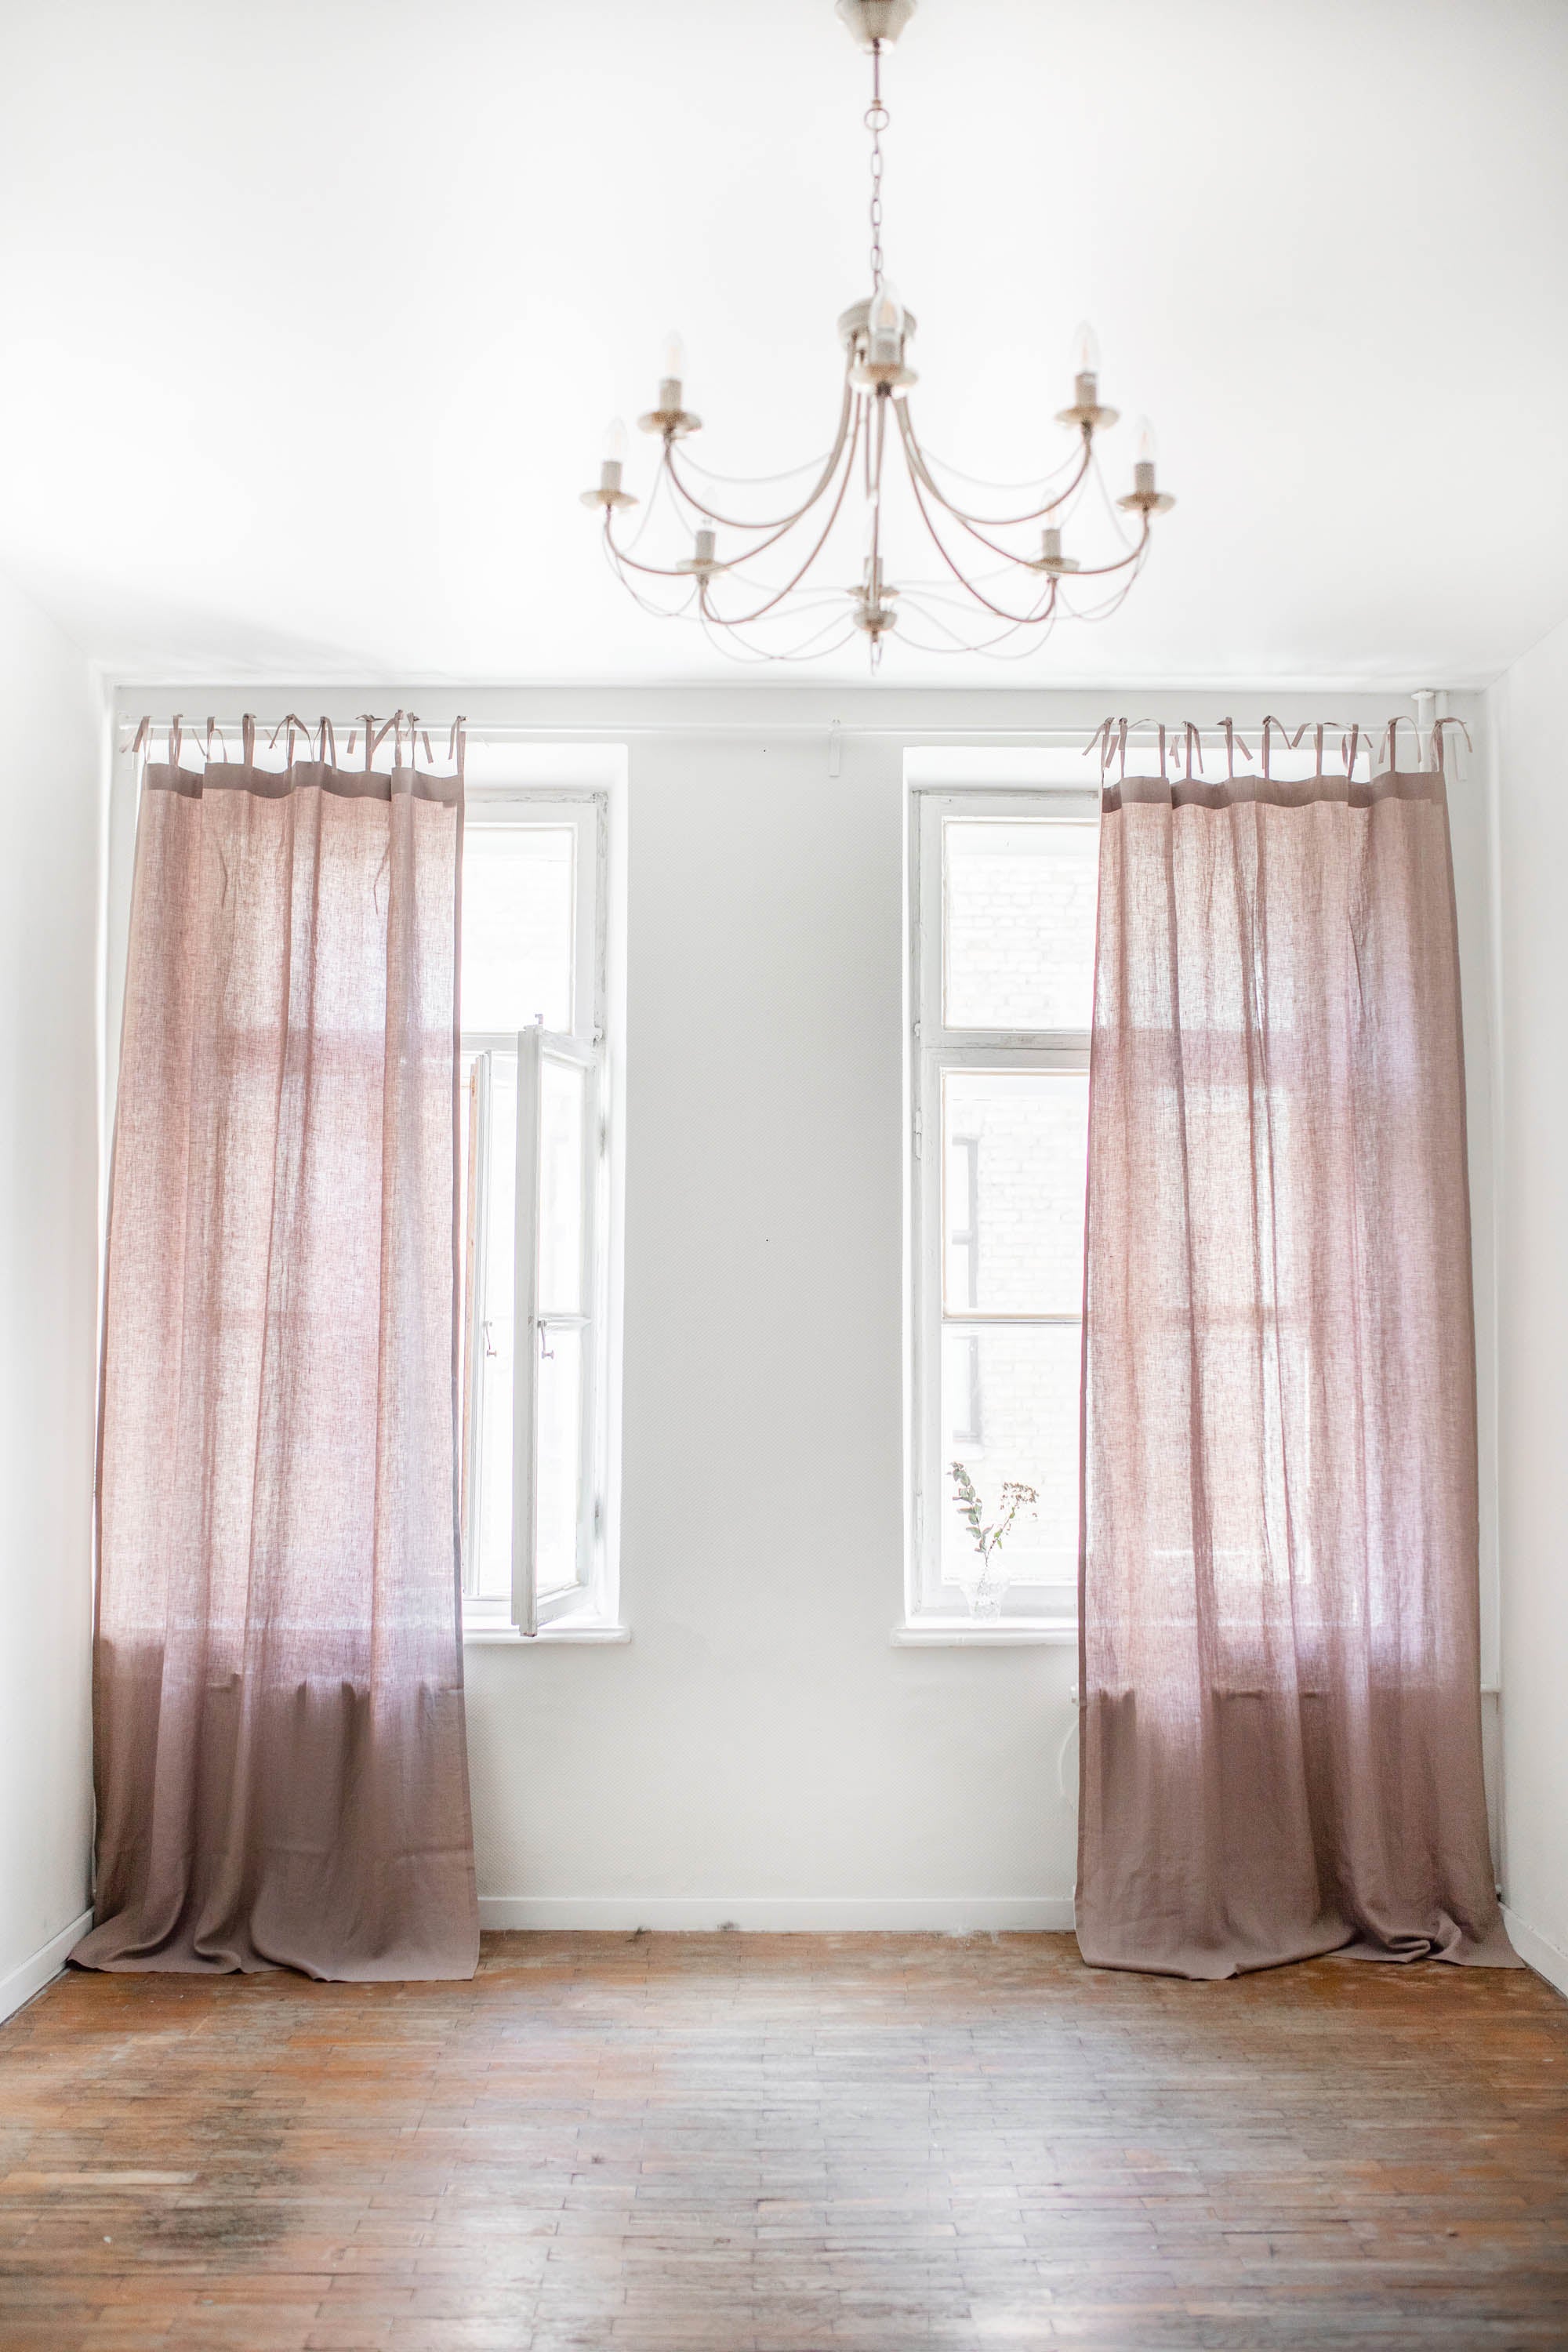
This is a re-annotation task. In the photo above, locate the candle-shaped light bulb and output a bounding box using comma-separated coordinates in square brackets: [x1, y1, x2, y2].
[1134, 416, 1157, 498]
[600, 416, 628, 494]
[870, 281, 903, 338]
[1073, 319, 1100, 408]
[659, 331, 686, 413]
[868, 279, 905, 367]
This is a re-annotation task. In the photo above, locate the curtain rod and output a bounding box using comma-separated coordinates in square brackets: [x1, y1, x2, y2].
[118, 711, 1471, 789]
[116, 710, 1450, 749]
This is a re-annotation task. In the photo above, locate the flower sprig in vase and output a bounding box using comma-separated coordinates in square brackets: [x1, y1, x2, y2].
[947, 1461, 1037, 1619]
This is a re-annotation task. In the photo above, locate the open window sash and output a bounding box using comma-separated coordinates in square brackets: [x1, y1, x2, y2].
[512, 1025, 599, 1635]
[459, 1049, 494, 1581]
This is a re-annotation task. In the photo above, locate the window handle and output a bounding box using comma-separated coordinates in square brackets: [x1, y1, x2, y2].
[481, 1319, 497, 1360]
[538, 1320, 555, 1362]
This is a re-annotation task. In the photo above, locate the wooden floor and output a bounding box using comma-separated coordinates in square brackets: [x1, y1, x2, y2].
[1, 1934, 1565, 2351]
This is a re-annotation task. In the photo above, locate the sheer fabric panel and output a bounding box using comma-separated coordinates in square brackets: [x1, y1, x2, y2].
[1078, 759, 1513, 1979]
[74, 749, 478, 1980]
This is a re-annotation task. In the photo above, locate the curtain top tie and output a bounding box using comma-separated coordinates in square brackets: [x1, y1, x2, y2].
[131, 713, 466, 781]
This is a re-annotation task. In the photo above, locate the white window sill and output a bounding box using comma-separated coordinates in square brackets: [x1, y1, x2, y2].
[463, 1623, 631, 1646]
[893, 1621, 1077, 1647]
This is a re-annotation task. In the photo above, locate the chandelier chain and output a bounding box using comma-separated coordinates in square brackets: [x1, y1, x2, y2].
[866, 41, 887, 292]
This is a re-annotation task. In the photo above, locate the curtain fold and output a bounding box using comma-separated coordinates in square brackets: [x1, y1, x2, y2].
[1077, 748, 1514, 1979]
[74, 737, 478, 1980]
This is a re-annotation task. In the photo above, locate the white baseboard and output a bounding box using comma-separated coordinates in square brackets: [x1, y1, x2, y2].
[0, 1910, 93, 2028]
[478, 1896, 1076, 1933]
[1503, 1905, 1568, 2001]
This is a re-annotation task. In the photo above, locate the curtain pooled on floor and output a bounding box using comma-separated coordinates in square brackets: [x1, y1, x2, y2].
[75, 722, 478, 1980]
[1078, 734, 1513, 1978]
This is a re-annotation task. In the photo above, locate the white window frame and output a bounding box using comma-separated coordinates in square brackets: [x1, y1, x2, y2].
[906, 785, 1098, 1633]
[460, 790, 619, 1636]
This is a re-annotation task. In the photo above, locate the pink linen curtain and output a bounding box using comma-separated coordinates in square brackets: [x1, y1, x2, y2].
[1078, 729, 1513, 1979]
[74, 719, 478, 1980]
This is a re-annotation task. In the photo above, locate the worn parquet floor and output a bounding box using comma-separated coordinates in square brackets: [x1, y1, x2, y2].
[1, 1931, 1566, 2350]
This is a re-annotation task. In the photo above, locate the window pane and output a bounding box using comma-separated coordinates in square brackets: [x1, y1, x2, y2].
[537, 1054, 586, 1316]
[462, 825, 575, 1033]
[535, 1323, 583, 1597]
[940, 1323, 1080, 1599]
[473, 1055, 518, 1602]
[942, 818, 1098, 1031]
[942, 1070, 1087, 1316]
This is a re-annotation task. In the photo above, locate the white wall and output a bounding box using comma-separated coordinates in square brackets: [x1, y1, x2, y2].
[1489, 618, 1568, 1994]
[0, 573, 103, 2018]
[466, 722, 1078, 1928]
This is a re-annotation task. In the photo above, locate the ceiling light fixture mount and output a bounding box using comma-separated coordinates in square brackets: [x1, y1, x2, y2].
[835, 0, 918, 51]
[583, 0, 1177, 666]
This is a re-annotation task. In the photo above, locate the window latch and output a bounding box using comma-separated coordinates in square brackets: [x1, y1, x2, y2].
[538, 1321, 555, 1362]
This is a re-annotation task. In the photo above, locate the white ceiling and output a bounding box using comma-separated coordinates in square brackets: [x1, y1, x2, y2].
[2, 0, 1566, 689]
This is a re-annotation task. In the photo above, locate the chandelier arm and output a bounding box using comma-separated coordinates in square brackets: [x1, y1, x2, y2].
[1083, 444, 1145, 555]
[699, 602, 864, 664]
[602, 501, 735, 584]
[602, 525, 715, 583]
[897, 584, 1061, 655]
[901, 406, 1095, 529]
[1056, 550, 1149, 619]
[702, 627, 862, 666]
[696, 421, 865, 627]
[867, 390, 888, 578]
[619, 580, 704, 621]
[599, 447, 704, 583]
[707, 581, 854, 612]
[696, 612, 783, 666]
[600, 530, 702, 619]
[915, 435, 1153, 589]
[662, 395, 862, 575]
[894, 591, 1054, 657]
[1058, 564, 1148, 623]
[1051, 517, 1152, 579]
[615, 438, 685, 557]
[903, 463, 1064, 626]
[601, 447, 775, 581]
[662, 376, 857, 534]
[896, 576, 1054, 614]
[893, 407, 1091, 562]
[695, 605, 805, 666]
[897, 624, 1058, 659]
[909, 441, 1094, 499]
[677, 444, 839, 489]
[700, 470, 865, 626]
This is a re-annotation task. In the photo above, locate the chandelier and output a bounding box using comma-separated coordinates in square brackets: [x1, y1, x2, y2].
[582, 0, 1177, 666]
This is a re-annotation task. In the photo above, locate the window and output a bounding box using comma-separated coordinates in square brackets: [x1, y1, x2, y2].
[459, 793, 618, 1633]
[908, 789, 1098, 1628]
